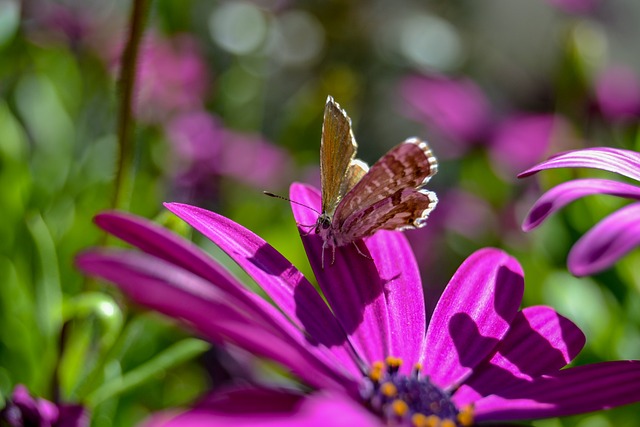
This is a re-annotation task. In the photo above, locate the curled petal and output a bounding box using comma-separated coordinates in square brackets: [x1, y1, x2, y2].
[474, 361, 640, 421]
[522, 178, 640, 231]
[424, 248, 524, 389]
[568, 202, 640, 276]
[453, 306, 585, 406]
[518, 147, 640, 182]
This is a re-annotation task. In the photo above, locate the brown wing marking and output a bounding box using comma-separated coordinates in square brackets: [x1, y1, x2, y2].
[320, 96, 358, 217]
[334, 188, 438, 245]
[333, 138, 437, 225]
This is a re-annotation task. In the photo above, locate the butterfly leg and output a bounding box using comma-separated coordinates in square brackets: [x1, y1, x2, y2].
[352, 240, 373, 260]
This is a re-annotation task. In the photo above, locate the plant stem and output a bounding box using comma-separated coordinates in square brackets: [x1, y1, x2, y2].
[112, 0, 151, 211]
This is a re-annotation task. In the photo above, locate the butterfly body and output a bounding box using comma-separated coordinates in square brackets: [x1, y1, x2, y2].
[315, 96, 438, 263]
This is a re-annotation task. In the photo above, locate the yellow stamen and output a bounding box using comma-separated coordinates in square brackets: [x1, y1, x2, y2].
[391, 399, 409, 417]
[412, 413, 428, 427]
[440, 419, 456, 427]
[380, 382, 397, 397]
[424, 415, 441, 427]
[457, 404, 475, 426]
[385, 356, 403, 369]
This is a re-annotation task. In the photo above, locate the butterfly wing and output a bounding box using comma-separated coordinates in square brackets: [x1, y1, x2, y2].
[335, 188, 437, 244]
[333, 138, 438, 228]
[321, 96, 359, 217]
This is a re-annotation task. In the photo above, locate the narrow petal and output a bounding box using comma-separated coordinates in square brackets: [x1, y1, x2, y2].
[518, 147, 640, 182]
[77, 250, 356, 393]
[474, 361, 640, 421]
[568, 202, 640, 276]
[366, 230, 426, 369]
[453, 306, 585, 406]
[522, 178, 640, 231]
[163, 202, 361, 376]
[424, 248, 524, 389]
[146, 389, 380, 427]
[289, 183, 394, 367]
[89, 212, 360, 378]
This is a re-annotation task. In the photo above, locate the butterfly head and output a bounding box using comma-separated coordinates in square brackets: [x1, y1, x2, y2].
[315, 213, 332, 236]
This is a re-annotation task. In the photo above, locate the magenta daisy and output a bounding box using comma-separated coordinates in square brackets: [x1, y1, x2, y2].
[77, 184, 640, 426]
[519, 147, 640, 276]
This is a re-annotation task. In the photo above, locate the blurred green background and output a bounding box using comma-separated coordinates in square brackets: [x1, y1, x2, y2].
[1, 0, 640, 425]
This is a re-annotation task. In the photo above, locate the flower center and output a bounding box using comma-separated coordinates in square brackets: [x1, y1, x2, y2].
[360, 357, 474, 427]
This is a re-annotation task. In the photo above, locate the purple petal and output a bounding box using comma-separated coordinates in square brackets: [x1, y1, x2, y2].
[453, 306, 585, 406]
[145, 389, 380, 427]
[474, 361, 640, 421]
[424, 248, 524, 389]
[88, 211, 360, 379]
[289, 183, 395, 367]
[568, 202, 640, 276]
[77, 250, 356, 393]
[163, 202, 361, 376]
[522, 178, 640, 231]
[366, 230, 426, 369]
[518, 147, 640, 182]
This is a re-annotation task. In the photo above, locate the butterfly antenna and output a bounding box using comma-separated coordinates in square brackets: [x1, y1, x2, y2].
[263, 191, 322, 215]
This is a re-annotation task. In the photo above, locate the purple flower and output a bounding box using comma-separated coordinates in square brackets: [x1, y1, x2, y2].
[399, 74, 492, 157]
[519, 147, 640, 276]
[594, 65, 640, 122]
[489, 114, 571, 180]
[166, 111, 292, 200]
[0, 385, 88, 427]
[77, 184, 640, 425]
[116, 34, 210, 123]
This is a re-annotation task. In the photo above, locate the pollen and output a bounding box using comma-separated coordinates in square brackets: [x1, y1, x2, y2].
[380, 382, 397, 397]
[360, 358, 474, 427]
[392, 399, 409, 416]
[457, 405, 474, 426]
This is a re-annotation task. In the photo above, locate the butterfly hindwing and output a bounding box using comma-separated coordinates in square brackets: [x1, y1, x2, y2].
[336, 188, 437, 244]
[320, 96, 359, 217]
[333, 138, 437, 227]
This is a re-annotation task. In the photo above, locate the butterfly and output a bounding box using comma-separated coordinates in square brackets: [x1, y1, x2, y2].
[315, 95, 438, 265]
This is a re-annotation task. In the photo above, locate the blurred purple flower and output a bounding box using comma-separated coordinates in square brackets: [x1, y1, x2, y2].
[544, 0, 599, 14]
[489, 114, 571, 180]
[128, 34, 209, 123]
[399, 74, 492, 156]
[77, 184, 640, 426]
[0, 385, 88, 427]
[594, 65, 640, 122]
[166, 111, 291, 198]
[22, 0, 129, 55]
[520, 147, 640, 276]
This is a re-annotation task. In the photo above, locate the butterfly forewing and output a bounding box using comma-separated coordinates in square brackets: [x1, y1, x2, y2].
[320, 96, 359, 217]
[333, 138, 437, 226]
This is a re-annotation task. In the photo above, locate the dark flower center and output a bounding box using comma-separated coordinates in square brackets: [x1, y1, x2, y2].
[360, 357, 474, 427]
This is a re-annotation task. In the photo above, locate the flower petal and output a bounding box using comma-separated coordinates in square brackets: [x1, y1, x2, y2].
[289, 183, 395, 367]
[522, 178, 640, 231]
[145, 388, 381, 427]
[568, 202, 640, 276]
[163, 202, 361, 376]
[424, 248, 524, 389]
[77, 250, 356, 393]
[366, 230, 426, 368]
[518, 147, 640, 182]
[453, 306, 585, 406]
[90, 211, 361, 378]
[474, 361, 640, 421]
